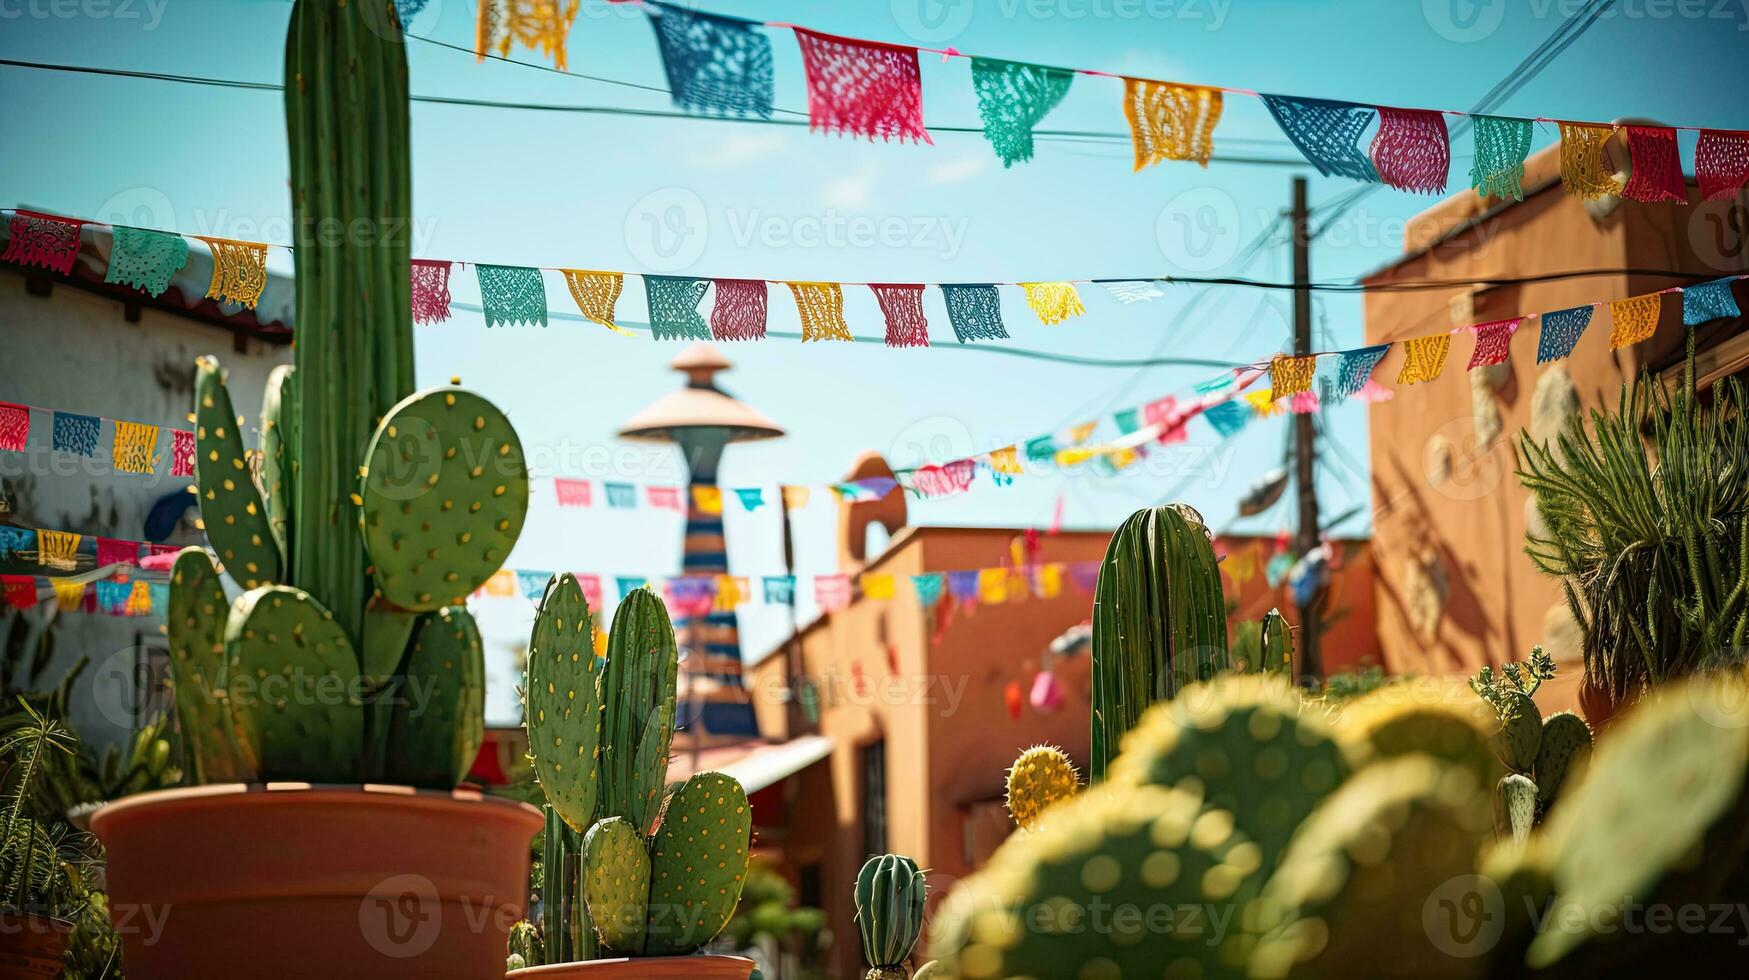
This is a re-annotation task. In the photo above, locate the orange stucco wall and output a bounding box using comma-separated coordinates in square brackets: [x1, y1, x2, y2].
[1362, 144, 1748, 714]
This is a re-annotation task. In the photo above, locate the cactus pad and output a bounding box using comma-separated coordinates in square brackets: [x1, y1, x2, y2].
[931, 781, 1264, 979]
[193, 357, 281, 589]
[166, 547, 252, 783]
[258, 363, 295, 562]
[1110, 674, 1351, 872]
[644, 771, 752, 956]
[1533, 710, 1592, 810]
[385, 606, 483, 788]
[581, 816, 650, 954]
[361, 598, 419, 687]
[1492, 690, 1542, 773]
[601, 588, 678, 835]
[1004, 744, 1080, 830]
[1338, 685, 1502, 791]
[1495, 773, 1538, 843]
[1249, 755, 1492, 978]
[359, 386, 529, 610]
[525, 573, 603, 832]
[224, 585, 363, 781]
[1528, 676, 1749, 970]
[1259, 607, 1294, 673]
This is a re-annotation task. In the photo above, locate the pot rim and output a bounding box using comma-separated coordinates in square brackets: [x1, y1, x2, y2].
[506, 955, 757, 976]
[90, 781, 541, 834]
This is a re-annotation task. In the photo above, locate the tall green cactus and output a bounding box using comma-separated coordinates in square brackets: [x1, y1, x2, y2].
[163, 0, 520, 790]
[855, 854, 927, 979]
[1090, 504, 1227, 780]
[519, 583, 750, 962]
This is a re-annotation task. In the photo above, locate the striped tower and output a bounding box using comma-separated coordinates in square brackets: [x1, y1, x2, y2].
[619, 344, 783, 743]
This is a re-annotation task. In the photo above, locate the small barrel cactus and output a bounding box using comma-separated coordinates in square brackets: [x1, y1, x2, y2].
[855, 854, 928, 980]
[1090, 504, 1227, 780]
[1494, 772, 1538, 843]
[1003, 745, 1079, 830]
[507, 920, 542, 970]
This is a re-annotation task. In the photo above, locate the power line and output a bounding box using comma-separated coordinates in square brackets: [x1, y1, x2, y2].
[446, 301, 1248, 370]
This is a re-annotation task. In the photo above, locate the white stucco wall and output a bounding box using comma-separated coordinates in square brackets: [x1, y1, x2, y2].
[0, 262, 291, 752]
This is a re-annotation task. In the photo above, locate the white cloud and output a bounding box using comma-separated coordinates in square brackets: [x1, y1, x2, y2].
[699, 131, 789, 169]
[819, 165, 880, 209]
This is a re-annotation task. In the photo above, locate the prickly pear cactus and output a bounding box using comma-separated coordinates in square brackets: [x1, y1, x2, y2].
[191, 358, 280, 589]
[643, 772, 753, 956]
[223, 585, 363, 782]
[384, 605, 484, 788]
[599, 588, 678, 835]
[1109, 673, 1350, 873]
[358, 387, 529, 610]
[1248, 755, 1492, 979]
[166, 547, 251, 783]
[1527, 675, 1749, 970]
[1495, 772, 1538, 843]
[931, 782, 1264, 979]
[854, 854, 927, 974]
[1090, 504, 1228, 780]
[1259, 607, 1293, 673]
[360, 600, 420, 688]
[582, 817, 650, 954]
[1532, 710, 1592, 810]
[1003, 745, 1080, 830]
[1336, 684, 1502, 791]
[1492, 690, 1542, 773]
[257, 363, 295, 559]
[525, 573, 604, 833]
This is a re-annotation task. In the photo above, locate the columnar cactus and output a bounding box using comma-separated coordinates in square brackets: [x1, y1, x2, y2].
[855, 854, 928, 979]
[1090, 504, 1227, 780]
[1003, 745, 1079, 831]
[521, 582, 751, 962]
[164, 0, 522, 789]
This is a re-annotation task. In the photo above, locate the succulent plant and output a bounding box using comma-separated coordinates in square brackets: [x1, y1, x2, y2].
[1528, 675, 1749, 970]
[163, 0, 520, 790]
[1335, 683, 1502, 792]
[1003, 745, 1079, 831]
[1248, 755, 1492, 979]
[1492, 689, 1543, 773]
[1090, 504, 1228, 780]
[507, 919, 542, 971]
[1109, 673, 1351, 874]
[522, 582, 751, 961]
[1259, 607, 1294, 674]
[855, 854, 928, 979]
[1532, 710, 1592, 812]
[1494, 772, 1538, 843]
[930, 781, 1265, 979]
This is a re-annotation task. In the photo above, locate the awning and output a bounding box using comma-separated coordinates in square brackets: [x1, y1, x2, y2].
[665, 734, 833, 794]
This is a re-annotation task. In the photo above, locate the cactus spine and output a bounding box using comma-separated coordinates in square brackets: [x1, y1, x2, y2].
[164, 1, 520, 789]
[855, 854, 927, 979]
[1090, 504, 1227, 780]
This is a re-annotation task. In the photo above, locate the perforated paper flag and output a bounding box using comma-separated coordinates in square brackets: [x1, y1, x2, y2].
[1020, 282, 1085, 325]
[202, 238, 269, 309]
[554, 478, 592, 508]
[3, 211, 82, 275]
[1558, 124, 1620, 200]
[1621, 126, 1687, 204]
[1536, 306, 1593, 363]
[1468, 318, 1521, 369]
[871, 283, 930, 348]
[1261, 95, 1378, 182]
[646, 276, 710, 340]
[1269, 354, 1317, 397]
[646, 2, 774, 118]
[1396, 334, 1451, 385]
[793, 29, 930, 144]
[1123, 78, 1222, 169]
[1370, 107, 1450, 194]
[106, 226, 187, 297]
[1696, 130, 1749, 201]
[972, 59, 1073, 167]
[112, 421, 159, 474]
[786, 282, 853, 341]
[411, 259, 453, 325]
[1608, 294, 1663, 349]
[1682, 278, 1742, 326]
[710, 278, 768, 341]
[478, 265, 548, 327]
[563, 269, 631, 334]
[0, 403, 29, 452]
[1469, 115, 1533, 201]
[941, 284, 1007, 343]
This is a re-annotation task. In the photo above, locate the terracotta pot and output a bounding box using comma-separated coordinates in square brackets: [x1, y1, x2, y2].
[508, 955, 756, 980]
[91, 783, 542, 980]
[0, 911, 73, 978]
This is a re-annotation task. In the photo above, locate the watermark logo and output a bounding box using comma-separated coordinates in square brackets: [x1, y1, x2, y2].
[891, 0, 977, 43]
[1423, 873, 1506, 958]
[1423, 0, 1507, 42]
[624, 187, 709, 273]
[1157, 188, 1241, 274]
[360, 874, 442, 958]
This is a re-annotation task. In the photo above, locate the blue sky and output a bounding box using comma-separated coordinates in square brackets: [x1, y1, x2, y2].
[6, 0, 1748, 720]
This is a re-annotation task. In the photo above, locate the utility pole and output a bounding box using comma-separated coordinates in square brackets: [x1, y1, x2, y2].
[1290, 176, 1324, 682]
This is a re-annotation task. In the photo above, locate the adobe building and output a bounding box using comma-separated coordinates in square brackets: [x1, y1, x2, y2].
[1362, 140, 1748, 711]
[742, 454, 1379, 978]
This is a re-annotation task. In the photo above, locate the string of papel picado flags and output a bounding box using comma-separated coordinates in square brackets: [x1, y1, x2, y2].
[0, 524, 175, 618]
[442, 0, 1749, 200]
